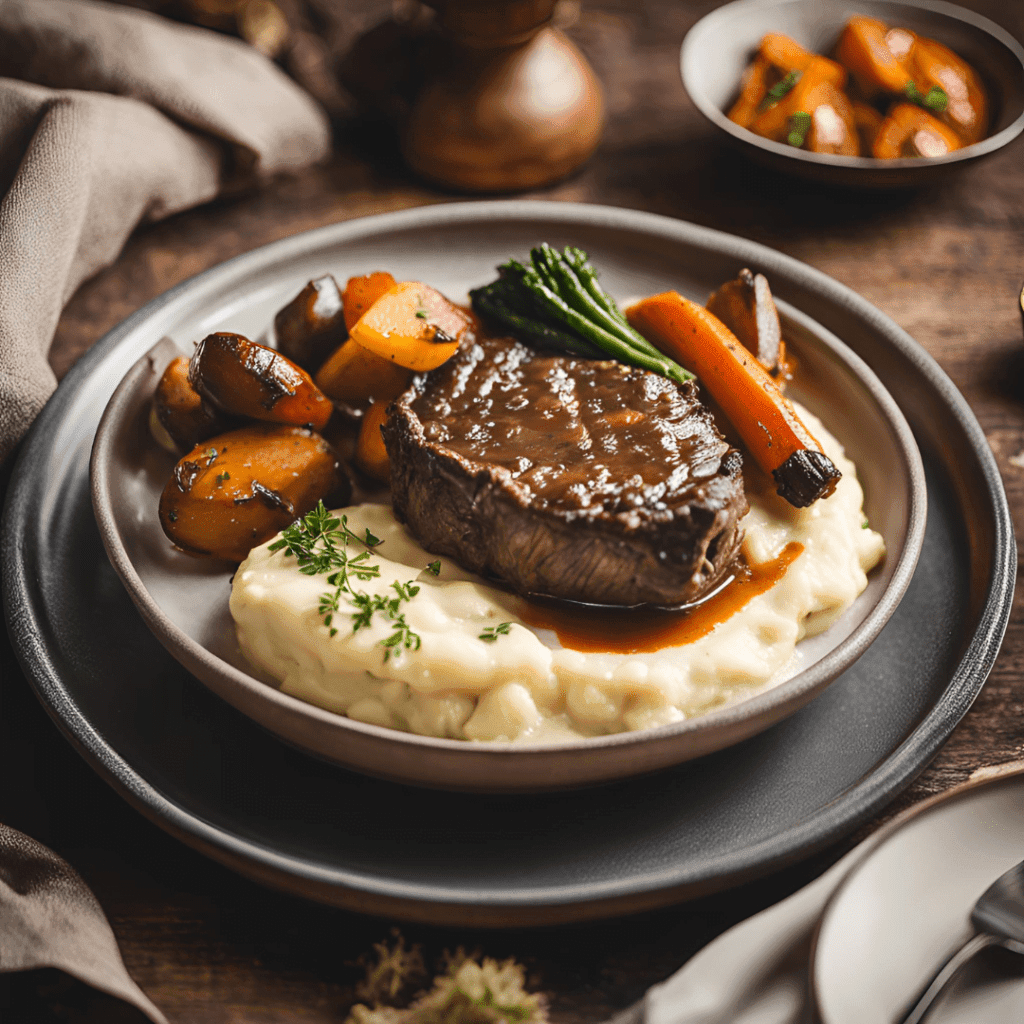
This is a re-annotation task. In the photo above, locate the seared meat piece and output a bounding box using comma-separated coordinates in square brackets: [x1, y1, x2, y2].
[383, 335, 747, 607]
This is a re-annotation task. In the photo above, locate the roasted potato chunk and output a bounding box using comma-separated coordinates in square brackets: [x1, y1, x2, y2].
[314, 339, 412, 411]
[189, 332, 333, 431]
[342, 271, 397, 332]
[355, 399, 392, 482]
[159, 424, 349, 562]
[348, 282, 469, 372]
[152, 355, 231, 452]
[273, 275, 347, 373]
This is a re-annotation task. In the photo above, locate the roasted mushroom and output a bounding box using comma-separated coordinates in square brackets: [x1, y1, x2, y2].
[189, 332, 333, 431]
[159, 424, 349, 562]
[151, 355, 232, 452]
[273, 275, 348, 373]
[706, 269, 784, 375]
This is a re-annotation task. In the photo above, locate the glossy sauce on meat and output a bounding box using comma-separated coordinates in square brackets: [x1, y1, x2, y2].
[384, 334, 747, 607]
[518, 542, 803, 653]
[412, 339, 733, 521]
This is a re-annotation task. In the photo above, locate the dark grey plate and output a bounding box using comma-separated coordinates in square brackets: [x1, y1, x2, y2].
[1, 202, 1014, 925]
[681, 0, 1024, 188]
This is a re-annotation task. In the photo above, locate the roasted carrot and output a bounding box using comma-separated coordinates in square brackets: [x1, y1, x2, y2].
[872, 103, 961, 159]
[759, 33, 846, 87]
[908, 37, 987, 146]
[835, 15, 911, 97]
[804, 81, 859, 155]
[728, 54, 772, 128]
[314, 339, 412, 411]
[852, 100, 885, 152]
[625, 291, 841, 507]
[749, 56, 849, 145]
[342, 271, 397, 332]
[349, 281, 469, 372]
[355, 399, 392, 482]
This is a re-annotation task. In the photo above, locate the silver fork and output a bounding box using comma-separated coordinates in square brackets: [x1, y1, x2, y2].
[898, 857, 1024, 1023]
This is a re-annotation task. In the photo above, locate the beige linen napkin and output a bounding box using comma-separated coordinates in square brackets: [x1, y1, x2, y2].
[602, 849, 864, 1024]
[0, 0, 331, 465]
[0, 822, 166, 1023]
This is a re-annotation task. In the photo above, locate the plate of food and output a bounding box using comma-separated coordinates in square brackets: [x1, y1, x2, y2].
[90, 206, 920, 792]
[2, 202, 1012, 922]
[681, 0, 1024, 187]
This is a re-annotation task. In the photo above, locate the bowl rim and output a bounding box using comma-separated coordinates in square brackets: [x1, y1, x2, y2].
[88, 200, 927, 769]
[680, 0, 1024, 172]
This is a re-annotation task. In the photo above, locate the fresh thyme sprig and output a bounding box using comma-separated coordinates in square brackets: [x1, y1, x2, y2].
[479, 622, 513, 643]
[905, 81, 948, 113]
[270, 502, 422, 660]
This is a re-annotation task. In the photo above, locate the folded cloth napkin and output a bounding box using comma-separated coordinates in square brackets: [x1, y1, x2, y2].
[615, 763, 1024, 1024]
[0, 822, 166, 1022]
[0, 0, 331, 466]
[624, 850, 861, 1024]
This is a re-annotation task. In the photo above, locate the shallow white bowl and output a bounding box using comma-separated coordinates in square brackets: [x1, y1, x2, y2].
[681, 0, 1024, 188]
[89, 201, 925, 792]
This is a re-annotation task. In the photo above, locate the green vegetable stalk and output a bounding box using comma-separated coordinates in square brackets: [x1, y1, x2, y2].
[469, 244, 693, 383]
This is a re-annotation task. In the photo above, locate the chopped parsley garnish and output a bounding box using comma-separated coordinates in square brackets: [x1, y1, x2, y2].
[269, 502, 420, 660]
[787, 110, 812, 148]
[479, 622, 513, 643]
[905, 81, 948, 113]
[758, 69, 801, 113]
[215, 471, 230, 486]
[426, 560, 441, 576]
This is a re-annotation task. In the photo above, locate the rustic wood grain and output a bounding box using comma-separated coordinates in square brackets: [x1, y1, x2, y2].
[4, 0, 1024, 1020]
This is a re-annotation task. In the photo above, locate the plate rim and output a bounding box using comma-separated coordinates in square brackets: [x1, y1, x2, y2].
[809, 759, 1024, 1021]
[2, 200, 1015, 916]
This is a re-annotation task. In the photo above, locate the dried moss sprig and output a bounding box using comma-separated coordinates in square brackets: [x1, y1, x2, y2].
[347, 938, 548, 1024]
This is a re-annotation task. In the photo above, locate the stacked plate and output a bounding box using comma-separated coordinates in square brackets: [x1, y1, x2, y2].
[1, 202, 1013, 924]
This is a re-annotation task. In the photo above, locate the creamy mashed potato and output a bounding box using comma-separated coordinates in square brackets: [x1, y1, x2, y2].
[230, 407, 884, 743]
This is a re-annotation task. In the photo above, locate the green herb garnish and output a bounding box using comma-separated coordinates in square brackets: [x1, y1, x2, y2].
[426, 560, 441, 576]
[905, 81, 948, 112]
[787, 110, 812, 147]
[215, 471, 230, 486]
[270, 503, 420, 658]
[469, 244, 693, 383]
[757, 69, 801, 112]
[479, 622, 513, 643]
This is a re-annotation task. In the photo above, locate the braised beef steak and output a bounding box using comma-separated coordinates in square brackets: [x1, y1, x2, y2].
[383, 335, 747, 607]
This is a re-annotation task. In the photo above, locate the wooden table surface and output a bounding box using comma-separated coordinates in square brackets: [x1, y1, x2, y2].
[4, 0, 1024, 1020]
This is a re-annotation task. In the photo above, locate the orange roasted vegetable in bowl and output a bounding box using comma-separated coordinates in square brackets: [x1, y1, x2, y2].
[681, 0, 1024, 187]
[873, 102, 962, 159]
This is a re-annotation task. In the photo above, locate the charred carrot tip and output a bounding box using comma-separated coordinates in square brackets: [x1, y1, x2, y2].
[625, 290, 841, 507]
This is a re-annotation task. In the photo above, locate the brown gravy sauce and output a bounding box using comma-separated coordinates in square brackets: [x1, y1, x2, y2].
[518, 542, 804, 654]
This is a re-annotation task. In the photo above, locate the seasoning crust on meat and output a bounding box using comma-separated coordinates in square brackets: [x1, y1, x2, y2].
[384, 334, 748, 607]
